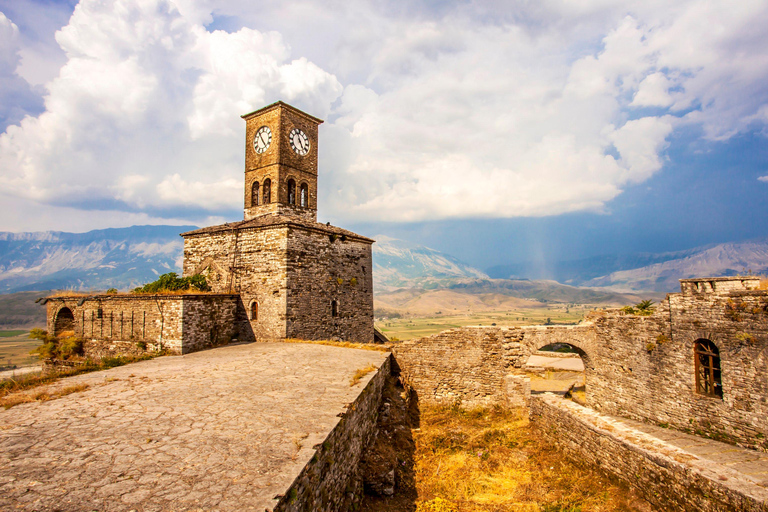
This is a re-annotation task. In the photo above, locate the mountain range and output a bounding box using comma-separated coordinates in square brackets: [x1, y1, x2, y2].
[0, 225, 765, 296]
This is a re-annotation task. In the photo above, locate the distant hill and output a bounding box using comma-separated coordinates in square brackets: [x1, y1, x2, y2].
[0, 291, 49, 328]
[488, 238, 768, 292]
[582, 239, 768, 292]
[0, 225, 196, 293]
[373, 235, 488, 292]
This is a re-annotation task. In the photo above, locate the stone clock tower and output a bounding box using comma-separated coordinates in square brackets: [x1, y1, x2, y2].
[242, 101, 322, 222]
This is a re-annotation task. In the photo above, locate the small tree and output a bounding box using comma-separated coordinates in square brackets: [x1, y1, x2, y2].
[132, 272, 209, 293]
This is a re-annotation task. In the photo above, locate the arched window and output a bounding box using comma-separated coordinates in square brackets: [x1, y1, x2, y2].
[287, 179, 296, 205]
[300, 183, 308, 207]
[263, 179, 271, 204]
[250, 301, 258, 321]
[695, 339, 723, 398]
[251, 181, 260, 207]
[331, 299, 339, 318]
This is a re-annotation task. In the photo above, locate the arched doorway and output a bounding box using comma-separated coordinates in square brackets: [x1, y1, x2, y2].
[54, 307, 75, 336]
[525, 343, 587, 405]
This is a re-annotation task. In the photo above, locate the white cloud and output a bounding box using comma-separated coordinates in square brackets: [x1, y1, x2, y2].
[759, 176, 768, 183]
[1, 0, 767, 228]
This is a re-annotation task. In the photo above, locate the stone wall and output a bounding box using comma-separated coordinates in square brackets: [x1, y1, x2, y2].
[183, 226, 289, 342]
[393, 277, 768, 450]
[286, 227, 373, 344]
[183, 223, 374, 344]
[531, 393, 768, 512]
[392, 324, 595, 408]
[274, 353, 391, 512]
[46, 294, 238, 355]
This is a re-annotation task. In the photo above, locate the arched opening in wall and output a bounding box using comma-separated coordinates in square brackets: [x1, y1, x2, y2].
[300, 183, 308, 207]
[331, 299, 339, 318]
[54, 307, 75, 337]
[287, 179, 296, 205]
[695, 339, 723, 399]
[525, 343, 587, 405]
[263, 179, 271, 204]
[251, 181, 260, 206]
[250, 301, 258, 321]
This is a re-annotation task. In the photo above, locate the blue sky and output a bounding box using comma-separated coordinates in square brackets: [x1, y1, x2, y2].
[0, 0, 767, 270]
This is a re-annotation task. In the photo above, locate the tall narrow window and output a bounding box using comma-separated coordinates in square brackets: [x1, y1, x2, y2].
[695, 339, 723, 398]
[287, 179, 296, 205]
[331, 299, 339, 318]
[300, 183, 308, 207]
[251, 181, 260, 207]
[250, 301, 258, 321]
[263, 178, 271, 204]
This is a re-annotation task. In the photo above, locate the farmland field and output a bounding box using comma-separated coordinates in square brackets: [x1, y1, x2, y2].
[0, 331, 41, 369]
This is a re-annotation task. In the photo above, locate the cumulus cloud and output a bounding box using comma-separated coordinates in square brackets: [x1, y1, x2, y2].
[0, 0, 767, 228]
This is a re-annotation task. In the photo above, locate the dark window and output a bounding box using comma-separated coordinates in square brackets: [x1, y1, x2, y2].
[300, 183, 308, 207]
[288, 179, 296, 205]
[695, 339, 723, 398]
[97, 308, 103, 319]
[331, 300, 339, 318]
[251, 301, 258, 321]
[263, 178, 271, 204]
[251, 181, 260, 207]
[54, 307, 75, 335]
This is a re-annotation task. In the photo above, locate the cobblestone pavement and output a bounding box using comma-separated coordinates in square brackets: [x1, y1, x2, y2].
[0, 342, 389, 511]
[615, 416, 768, 488]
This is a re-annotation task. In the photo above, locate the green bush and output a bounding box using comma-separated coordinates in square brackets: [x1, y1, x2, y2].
[132, 272, 209, 293]
[28, 329, 85, 360]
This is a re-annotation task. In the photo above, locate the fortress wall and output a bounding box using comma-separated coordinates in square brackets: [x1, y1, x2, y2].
[275, 354, 392, 512]
[531, 393, 768, 512]
[588, 289, 768, 451]
[46, 294, 238, 356]
[286, 228, 373, 343]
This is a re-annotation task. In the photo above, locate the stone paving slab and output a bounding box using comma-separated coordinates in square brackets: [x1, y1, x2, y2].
[0, 342, 389, 511]
[614, 416, 768, 488]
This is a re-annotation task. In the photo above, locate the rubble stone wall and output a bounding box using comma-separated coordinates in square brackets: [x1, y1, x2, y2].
[286, 228, 373, 343]
[46, 294, 238, 356]
[275, 354, 391, 512]
[531, 394, 768, 512]
[394, 278, 768, 450]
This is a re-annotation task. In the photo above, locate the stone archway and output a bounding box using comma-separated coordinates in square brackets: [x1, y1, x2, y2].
[54, 307, 75, 336]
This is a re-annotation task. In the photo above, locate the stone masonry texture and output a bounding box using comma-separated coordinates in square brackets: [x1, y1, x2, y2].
[46, 294, 238, 355]
[394, 277, 768, 451]
[0, 342, 390, 511]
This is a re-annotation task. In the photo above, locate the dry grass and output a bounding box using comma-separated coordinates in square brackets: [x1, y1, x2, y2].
[1, 383, 89, 409]
[413, 405, 646, 512]
[282, 338, 391, 352]
[759, 278, 768, 290]
[350, 364, 378, 386]
[48, 290, 92, 298]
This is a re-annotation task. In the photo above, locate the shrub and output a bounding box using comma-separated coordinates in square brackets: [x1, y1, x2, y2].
[105, 288, 118, 294]
[132, 272, 209, 293]
[622, 300, 655, 316]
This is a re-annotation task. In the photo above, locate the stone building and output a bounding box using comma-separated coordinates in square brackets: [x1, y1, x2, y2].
[45, 102, 375, 352]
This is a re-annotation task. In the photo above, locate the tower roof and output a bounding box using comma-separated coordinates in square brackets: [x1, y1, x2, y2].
[241, 101, 324, 125]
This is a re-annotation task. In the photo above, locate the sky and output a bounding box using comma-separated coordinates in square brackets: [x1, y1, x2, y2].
[0, 0, 767, 271]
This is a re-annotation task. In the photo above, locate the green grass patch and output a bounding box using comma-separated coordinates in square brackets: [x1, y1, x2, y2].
[0, 330, 28, 338]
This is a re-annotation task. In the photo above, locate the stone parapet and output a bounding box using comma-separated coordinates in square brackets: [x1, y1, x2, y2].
[531, 394, 768, 512]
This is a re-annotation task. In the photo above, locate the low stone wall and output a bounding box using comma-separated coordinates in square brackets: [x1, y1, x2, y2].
[531, 394, 768, 512]
[46, 294, 239, 355]
[274, 353, 392, 511]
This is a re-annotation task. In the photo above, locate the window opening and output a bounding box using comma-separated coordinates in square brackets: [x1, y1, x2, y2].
[263, 179, 271, 204]
[251, 181, 260, 206]
[300, 183, 308, 207]
[694, 339, 723, 398]
[288, 179, 296, 205]
[54, 307, 75, 336]
[331, 300, 339, 318]
[251, 301, 258, 321]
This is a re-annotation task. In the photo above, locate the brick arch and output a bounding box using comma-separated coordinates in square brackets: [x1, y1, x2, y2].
[54, 307, 75, 336]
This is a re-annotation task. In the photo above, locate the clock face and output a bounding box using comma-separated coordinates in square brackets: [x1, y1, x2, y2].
[289, 128, 310, 156]
[253, 126, 272, 154]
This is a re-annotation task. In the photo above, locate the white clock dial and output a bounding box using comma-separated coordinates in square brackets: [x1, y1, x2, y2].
[289, 128, 310, 156]
[253, 126, 272, 154]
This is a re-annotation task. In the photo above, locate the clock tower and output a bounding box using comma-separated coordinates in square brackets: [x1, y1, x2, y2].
[241, 101, 322, 222]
